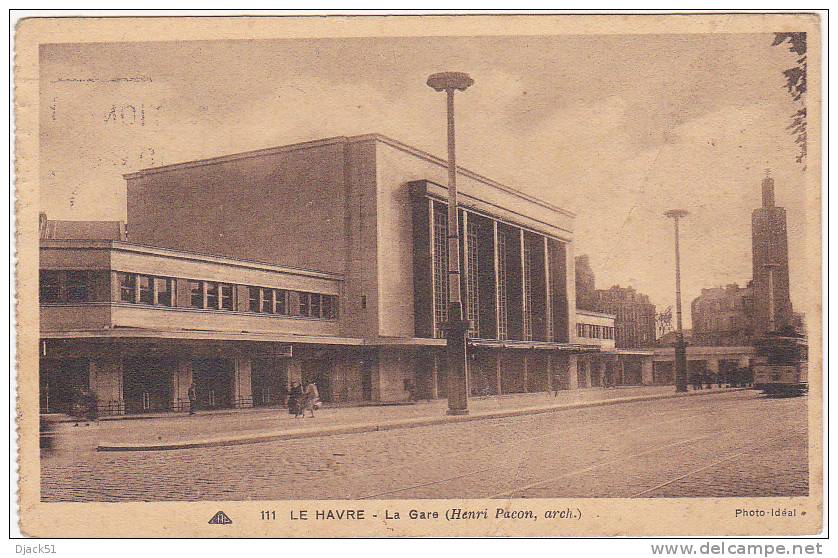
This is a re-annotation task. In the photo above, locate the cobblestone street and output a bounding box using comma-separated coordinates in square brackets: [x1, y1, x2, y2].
[41, 390, 808, 501]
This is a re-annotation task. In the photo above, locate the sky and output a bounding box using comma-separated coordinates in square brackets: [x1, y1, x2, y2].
[38, 34, 809, 328]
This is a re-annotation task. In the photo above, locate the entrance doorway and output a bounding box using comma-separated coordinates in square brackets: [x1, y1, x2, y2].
[251, 358, 288, 406]
[39, 358, 89, 414]
[302, 359, 332, 403]
[192, 359, 234, 410]
[123, 357, 174, 414]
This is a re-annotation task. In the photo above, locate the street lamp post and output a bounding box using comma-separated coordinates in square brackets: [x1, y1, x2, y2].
[664, 209, 689, 392]
[427, 71, 474, 416]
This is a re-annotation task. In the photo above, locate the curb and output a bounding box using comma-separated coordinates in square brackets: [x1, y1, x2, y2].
[97, 388, 748, 452]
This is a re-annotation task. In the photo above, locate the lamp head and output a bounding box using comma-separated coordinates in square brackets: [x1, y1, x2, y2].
[664, 209, 689, 220]
[427, 72, 474, 92]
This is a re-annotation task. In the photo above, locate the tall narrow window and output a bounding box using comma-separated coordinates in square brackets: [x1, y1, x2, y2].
[206, 282, 219, 309]
[39, 271, 61, 303]
[523, 242, 534, 341]
[466, 221, 480, 338]
[274, 289, 287, 315]
[497, 232, 509, 340]
[249, 286, 260, 312]
[189, 281, 203, 308]
[299, 292, 311, 317]
[138, 275, 153, 305]
[121, 273, 137, 303]
[432, 204, 449, 338]
[156, 278, 173, 306]
[260, 287, 273, 313]
[220, 284, 233, 310]
[310, 293, 322, 318]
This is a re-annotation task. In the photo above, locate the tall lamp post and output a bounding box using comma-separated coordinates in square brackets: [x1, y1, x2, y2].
[665, 209, 689, 392]
[427, 71, 474, 415]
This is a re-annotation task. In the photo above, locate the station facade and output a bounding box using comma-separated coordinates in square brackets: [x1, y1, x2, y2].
[39, 134, 659, 416]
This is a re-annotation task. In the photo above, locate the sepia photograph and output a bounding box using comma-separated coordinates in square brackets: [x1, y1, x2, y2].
[13, 12, 823, 538]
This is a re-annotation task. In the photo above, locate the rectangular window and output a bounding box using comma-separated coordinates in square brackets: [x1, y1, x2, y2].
[39, 271, 61, 303]
[497, 232, 509, 340]
[523, 242, 534, 341]
[260, 288, 273, 313]
[577, 323, 584, 338]
[311, 293, 322, 318]
[432, 204, 449, 338]
[138, 275, 153, 305]
[274, 289, 287, 315]
[249, 287, 260, 312]
[121, 273, 137, 303]
[65, 271, 91, 302]
[206, 282, 219, 309]
[322, 295, 338, 319]
[220, 284, 233, 310]
[156, 278, 173, 306]
[466, 221, 480, 338]
[299, 292, 311, 317]
[189, 280, 203, 308]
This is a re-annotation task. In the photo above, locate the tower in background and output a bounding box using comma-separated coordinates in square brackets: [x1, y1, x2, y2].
[751, 171, 793, 337]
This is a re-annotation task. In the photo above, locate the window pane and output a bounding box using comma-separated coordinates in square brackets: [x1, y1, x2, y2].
[39, 271, 60, 303]
[138, 275, 153, 304]
[249, 287, 260, 312]
[206, 282, 218, 309]
[311, 293, 321, 318]
[274, 290, 287, 315]
[299, 292, 310, 317]
[120, 273, 136, 303]
[189, 281, 203, 308]
[66, 271, 91, 302]
[156, 278, 172, 306]
[220, 284, 233, 310]
[261, 288, 273, 313]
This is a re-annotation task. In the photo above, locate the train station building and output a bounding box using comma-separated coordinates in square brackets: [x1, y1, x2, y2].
[39, 134, 659, 416]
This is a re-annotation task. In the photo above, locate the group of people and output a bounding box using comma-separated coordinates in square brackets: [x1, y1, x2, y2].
[690, 367, 754, 390]
[287, 381, 321, 418]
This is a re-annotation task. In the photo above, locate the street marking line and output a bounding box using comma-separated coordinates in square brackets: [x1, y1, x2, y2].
[488, 431, 723, 499]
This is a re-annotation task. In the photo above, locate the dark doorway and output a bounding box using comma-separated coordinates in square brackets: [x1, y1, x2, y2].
[302, 359, 332, 403]
[192, 359, 234, 410]
[251, 358, 288, 406]
[40, 358, 89, 414]
[123, 357, 174, 414]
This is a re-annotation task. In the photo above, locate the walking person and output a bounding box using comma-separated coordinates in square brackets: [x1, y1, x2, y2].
[303, 381, 320, 418]
[287, 381, 303, 419]
[187, 382, 196, 415]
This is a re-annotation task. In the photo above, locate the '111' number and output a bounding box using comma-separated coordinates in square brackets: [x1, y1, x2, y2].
[261, 510, 276, 520]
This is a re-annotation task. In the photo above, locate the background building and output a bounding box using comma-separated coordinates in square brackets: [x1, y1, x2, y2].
[592, 285, 657, 348]
[690, 283, 754, 346]
[751, 174, 793, 336]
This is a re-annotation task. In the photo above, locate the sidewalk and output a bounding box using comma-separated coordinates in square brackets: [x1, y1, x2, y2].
[77, 385, 746, 452]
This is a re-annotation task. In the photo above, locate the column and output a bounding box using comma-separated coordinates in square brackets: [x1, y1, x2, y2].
[641, 357, 654, 386]
[430, 353, 440, 399]
[90, 354, 124, 416]
[546, 353, 554, 392]
[492, 220, 501, 340]
[567, 354, 579, 390]
[619, 358, 626, 386]
[495, 351, 503, 395]
[171, 357, 193, 412]
[519, 229, 528, 340]
[543, 236, 553, 341]
[584, 358, 592, 388]
[233, 356, 253, 408]
[522, 353, 529, 392]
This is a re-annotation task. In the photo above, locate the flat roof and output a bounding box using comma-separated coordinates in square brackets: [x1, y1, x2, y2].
[39, 239, 343, 281]
[123, 133, 575, 219]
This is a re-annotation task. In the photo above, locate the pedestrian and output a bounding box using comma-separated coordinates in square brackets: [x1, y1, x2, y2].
[303, 381, 320, 418]
[405, 379, 416, 402]
[187, 382, 196, 415]
[82, 387, 98, 423]
[288, 381, 303, 418]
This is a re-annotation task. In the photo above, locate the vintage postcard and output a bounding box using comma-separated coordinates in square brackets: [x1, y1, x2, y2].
[14, 13, 823, 537]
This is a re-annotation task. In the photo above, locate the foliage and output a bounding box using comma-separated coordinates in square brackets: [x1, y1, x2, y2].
[772, 33, 807, 166]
